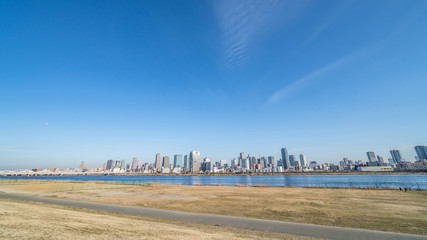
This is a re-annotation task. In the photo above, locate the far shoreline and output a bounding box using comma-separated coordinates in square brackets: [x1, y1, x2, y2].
[1, 170, 426, 177]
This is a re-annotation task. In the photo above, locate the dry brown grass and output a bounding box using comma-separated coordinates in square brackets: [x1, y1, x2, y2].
[0, 198, 318, 240]
[1, 180, 426, 235]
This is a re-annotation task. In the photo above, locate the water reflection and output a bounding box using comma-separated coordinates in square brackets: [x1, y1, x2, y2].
[1, 174, 426, 189]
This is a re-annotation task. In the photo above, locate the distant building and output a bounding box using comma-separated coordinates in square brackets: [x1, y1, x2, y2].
[120, 160, 126, 170]
[183, 155, 188, 169]
[268, 156, 275, 165]
[155, 153, 162, 172]
[131, 157, 138, 172]
[358, 166, 393, 172]
[162, 156, 170, 169]
[376, 155, 385, 164]
[281, 148, 290, 169]
[299, 154, 307, 167]
[174, 154, 183, 169]
[367, 152, 376, 162]
[189, 151, 201, 172]
[79, 161, 86, 170]
[241, 158, 249, 169]
[309, 161, 318, 169]
[390, 149, 404, 163]
[106, 160, 114, 170]
[415, 145, 427, 160]
[239, 152, 246, 160]
[231, 158, 238, 168]
[289, 155, 296, 166]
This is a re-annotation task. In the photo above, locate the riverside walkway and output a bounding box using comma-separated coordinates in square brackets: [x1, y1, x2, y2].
[0, 193, 425, 240]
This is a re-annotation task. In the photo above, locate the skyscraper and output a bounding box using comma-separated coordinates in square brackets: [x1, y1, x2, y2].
[155, 153, 162, 171]
[250, 156, 257, 165]
[231, 158, 238, 167]
[377, 155, 384, 163]
[289, 155, 296, 166]
[106, 159, 114, 170]
[189, 151, 201, 172]
[414, 145, 427, 160]
[268, 156, 275, 165]
[131, 157, 138, 172]
[281, 148, 290, 169]
[162, 156, 170, 169]
[390, 149, 403, 163]
[79, 161, 85, 170]
[120, 160, 126, 170]
[183, 155, 188, 169]
[241, 158, 249, 169]
[239, 152, 246, 160]
[367, 152, 376, 162]
[299, 154, 307, 167]
[174, 154, 183, 169]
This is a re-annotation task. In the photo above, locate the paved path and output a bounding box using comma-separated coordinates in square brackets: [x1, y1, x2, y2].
[0, 193, 425, 240]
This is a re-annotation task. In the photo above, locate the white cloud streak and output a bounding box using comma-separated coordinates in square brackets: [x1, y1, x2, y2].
[267, 10, 419, 104]
[267, 52, 358, 103]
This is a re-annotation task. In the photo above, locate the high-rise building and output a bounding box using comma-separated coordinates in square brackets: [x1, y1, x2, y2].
[131, 157, 138, 172]
[258, 158, 265, 169]
[377, 155, 384, 163]
[268, 156, 275, 165]
[174, 154, 183, 169]
[281, 148, 290, 169]
[241, 158, 249, 169]
[79, 161, 86, 170]
[250, 156, 257, 165]
[155, 153, 162, 171]
[106, 160, 114, 170]
[415, 145, 427, 160]
[162, 156, 170, 169]
[289, 155, 296, 165]
[367, 152, 376, 162]
[390, 149, 403, 163]
[183, 155, 188, 169]
[239, 152, 246, 160]
[189, 151, 201, 172]
[299, 154, 307, 167]
[231, 158, 238, 167]
[120, 160, 126, 170]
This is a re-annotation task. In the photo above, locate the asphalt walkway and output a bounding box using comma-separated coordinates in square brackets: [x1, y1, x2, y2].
[0, 193, 425, 240]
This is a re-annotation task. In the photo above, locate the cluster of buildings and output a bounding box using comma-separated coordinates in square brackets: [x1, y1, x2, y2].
[81, 145, 427, 174]
[4, 145, 425, 176]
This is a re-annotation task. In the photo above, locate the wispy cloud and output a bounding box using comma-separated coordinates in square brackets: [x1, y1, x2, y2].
[303, 1, 354, 46]
[267, 51, 359, 103]
[213, 0, 309, 71]
[267, 10, 419, 104]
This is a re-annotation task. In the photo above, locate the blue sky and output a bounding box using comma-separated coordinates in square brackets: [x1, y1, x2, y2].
[1, 0, 426, 169]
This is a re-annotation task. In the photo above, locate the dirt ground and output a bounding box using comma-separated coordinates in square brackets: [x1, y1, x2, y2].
[0, 198, 320, 240]
[1, 180, 426, 235]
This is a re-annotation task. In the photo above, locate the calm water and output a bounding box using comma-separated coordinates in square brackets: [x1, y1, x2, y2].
[1, 174, 426, 189]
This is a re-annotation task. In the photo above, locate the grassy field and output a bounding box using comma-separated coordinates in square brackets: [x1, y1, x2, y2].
[0, 198, 317, 240]
[1, 180, 426, 235]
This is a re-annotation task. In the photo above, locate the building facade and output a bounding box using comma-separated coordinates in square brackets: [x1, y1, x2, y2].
[281, 148, 290, 169]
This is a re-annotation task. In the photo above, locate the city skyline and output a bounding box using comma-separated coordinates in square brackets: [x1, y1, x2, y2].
[3, 144, 426, 170]
[1, 1, 427, 169]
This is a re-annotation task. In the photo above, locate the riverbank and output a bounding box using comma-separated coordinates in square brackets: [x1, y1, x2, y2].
[1, 171, 426, 177]
[0, 180, 426, 235]
[0, 198, 305, 240]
